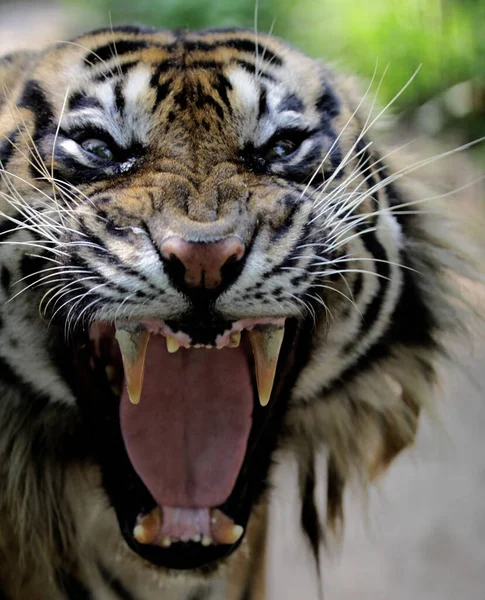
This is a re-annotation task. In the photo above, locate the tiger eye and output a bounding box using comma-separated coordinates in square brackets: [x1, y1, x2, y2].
[81, 138, 114, 161]
[267, 139, 299, 161]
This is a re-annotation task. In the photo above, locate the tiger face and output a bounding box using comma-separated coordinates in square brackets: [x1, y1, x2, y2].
[0, 25, 449, 586]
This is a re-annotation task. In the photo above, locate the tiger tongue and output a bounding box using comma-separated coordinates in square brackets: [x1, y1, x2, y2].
[119, 335, 253, 508]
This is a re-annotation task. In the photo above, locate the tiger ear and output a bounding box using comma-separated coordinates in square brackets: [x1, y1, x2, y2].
[0, 51, 37, 110]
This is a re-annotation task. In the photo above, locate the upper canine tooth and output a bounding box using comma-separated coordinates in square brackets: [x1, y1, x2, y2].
[166, 335, 180, 353]
[115, 327, 150, 405]
[248, 324, 285, 407]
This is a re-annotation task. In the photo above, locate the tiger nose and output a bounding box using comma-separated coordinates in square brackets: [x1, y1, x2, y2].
[160, 236, 246, 291]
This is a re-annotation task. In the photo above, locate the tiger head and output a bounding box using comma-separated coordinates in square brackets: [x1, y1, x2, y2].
[0, 26, 458, 580]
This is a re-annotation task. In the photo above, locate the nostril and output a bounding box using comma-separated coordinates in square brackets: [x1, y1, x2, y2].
[164, 252, 187, 280]
[159, 236, 246, 292]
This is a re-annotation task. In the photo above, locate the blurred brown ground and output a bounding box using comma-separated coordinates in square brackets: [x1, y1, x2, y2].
[1, 3, 484, 599]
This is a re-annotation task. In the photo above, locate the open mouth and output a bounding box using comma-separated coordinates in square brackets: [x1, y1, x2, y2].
[71, 314, 305, 570]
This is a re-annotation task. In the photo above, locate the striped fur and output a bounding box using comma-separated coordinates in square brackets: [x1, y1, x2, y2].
[0, 26, 476, 599]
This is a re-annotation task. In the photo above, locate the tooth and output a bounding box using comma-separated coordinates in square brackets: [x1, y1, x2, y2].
[115, 327, 150, 405]
[201, 535, 212, 547]
[248, 324, 285, 406]
[210, 509, 244, 545]
[192, 534, 201, 543]
[161, 536, 172, 548]
[229, 331, 241, 348]
[110, 383, 122, 397]
[133, 507, 161, 545]
[166, 335, 180, 353]
[105, 365, 116, 383]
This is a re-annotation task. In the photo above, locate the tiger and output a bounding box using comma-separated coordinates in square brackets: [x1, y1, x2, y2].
[0, 24, 478, 599]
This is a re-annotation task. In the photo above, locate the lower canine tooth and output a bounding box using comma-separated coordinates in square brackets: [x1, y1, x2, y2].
[210, 509, 244, 545]
[248, 324, 285, 407]
[133, 507, 161, 545]
[115, 328, 150, 405]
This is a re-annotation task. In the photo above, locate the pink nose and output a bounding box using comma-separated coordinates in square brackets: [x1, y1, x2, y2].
[160, 236, 246, 290]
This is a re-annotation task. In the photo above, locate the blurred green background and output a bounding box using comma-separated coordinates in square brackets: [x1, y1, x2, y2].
[56, 0, 484, 161]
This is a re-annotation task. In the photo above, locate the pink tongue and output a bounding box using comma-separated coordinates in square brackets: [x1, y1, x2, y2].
[119, 336, 253, 508]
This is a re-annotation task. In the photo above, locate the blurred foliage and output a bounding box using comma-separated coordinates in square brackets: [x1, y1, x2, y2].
[61, 0, 484, 156]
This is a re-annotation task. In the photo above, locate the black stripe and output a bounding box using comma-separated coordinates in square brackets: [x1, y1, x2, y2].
[68, 92, 102, 112]
[339, 226, 390, 356]
[1, 266, 12, 292]
[173, 90, 187, 111]
[20, 254, 47, 282]
[150, 59, 178, 82]
[114, 81, 125, 114]
[184, 38, 283, 67]
[276, 143, 326, 185]
[316, 81, 340, 119]
[388, 251, 436, 346]
[0, 131, 17, 166]
[57, 571, 93, 600]
[0, 355, 18, 387]
[327, 453, 344, 525]
[0, 355, 51, 417]
[212, 73, 233, 111]
[271, 193, 300, 241]
[235, 60, 276, 81]
[355, 137, 377, 188]
[279, 93, 304, 113]
[0, 211, 29, 239]
[258, 86, 268, 118]
[88, 40, 152, 66]
[18, 80, 54, 138]
[300, 458, 325, 600]
[195, 82, 224, 119]
[154, 79, 172, 108]
[357, 227, 390, 329]
[18, 81, 55, 178]
[300, 458, 323, 561]
[98, 564, 137, 600]
[71, 248, 161, 299]
[352, 272, 363, 299]
[84, 25, 160, 38]
[92, 60, 139, 82]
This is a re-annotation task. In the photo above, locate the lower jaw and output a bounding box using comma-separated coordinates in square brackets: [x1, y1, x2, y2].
[68, 317, 307, 570]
